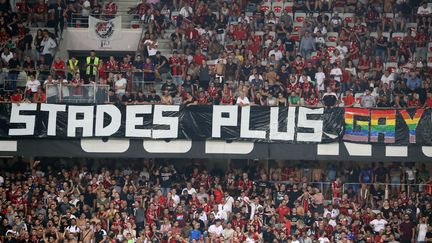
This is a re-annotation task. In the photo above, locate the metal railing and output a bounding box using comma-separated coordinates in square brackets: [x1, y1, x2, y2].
[2, 79, 27, 92]
[45, 83, 110, 104]
[68, 13, 142, 29]
[342, 182, 429, 195]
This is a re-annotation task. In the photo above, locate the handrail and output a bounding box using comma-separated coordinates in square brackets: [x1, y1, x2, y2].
[342, 182, 430, 196]
[68, 13, 141, 29]
[45, 83, 110, 104]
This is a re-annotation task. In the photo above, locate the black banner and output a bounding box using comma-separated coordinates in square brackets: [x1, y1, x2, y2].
[0, 104, 430, 145]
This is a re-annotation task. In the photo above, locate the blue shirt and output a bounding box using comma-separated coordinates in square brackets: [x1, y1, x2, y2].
[405, 76, 421, 90]
[190, 229, 201, 241]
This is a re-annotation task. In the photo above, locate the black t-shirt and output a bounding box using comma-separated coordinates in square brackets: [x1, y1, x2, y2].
[8, 58, 20, 74]
[257, 180, 270, 193]
[284, 38, 296, 52]
[95, 229, 107, 243]
[109, 94, 119, 103]
[323, 93, 337, 107]
[374, 167, 388, 182]
[135, 94, 146, 102]
[399, 221, 415, 241]
[0, 224, 12, 237]
[146, 94, 161, 103]
[161, 82, 177, 95]
[121, 94, 134, 103]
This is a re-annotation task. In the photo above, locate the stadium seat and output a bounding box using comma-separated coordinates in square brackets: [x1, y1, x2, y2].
[385, 62, 398, 73]
[406, 22, 417, 33]
[343, 13, 354, 24]
[283, 2, 293, 13]
[260, 2, 272, 14]
[384, 13, 394, 21]
[293, 22, 303, 32]
[370, 32, 378, 39]
[428, 52, 432, 63]
[171, 11, 179, 22]
[294, 12, 306, 24]
[391, 32, 406, 42]
[272, 2, 284, 16]
[428, 42, 432, 52]
[388, 56, 398, 62]
[326, 32, 339, 42]
[310, 51, 318, 62]
[326, 42, 337, 52]
[382, 32, 390, 39]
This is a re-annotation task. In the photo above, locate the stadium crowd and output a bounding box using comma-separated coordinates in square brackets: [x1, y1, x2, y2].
[0, 0, 431, 106]
[0, 159, 431, 242]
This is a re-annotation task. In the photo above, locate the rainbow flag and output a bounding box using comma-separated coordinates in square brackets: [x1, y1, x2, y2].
[343, 108, 370, 142]
[399, 109, 424, 143]
[370, 110, 396, 143]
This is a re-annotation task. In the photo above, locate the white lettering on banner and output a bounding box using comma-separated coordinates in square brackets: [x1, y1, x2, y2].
[297, 107, 324, 142]
[152, 105, 180, 139]
[269, 107, 296, 141]
[67, 106, 94, 137]
[95, 105, 121, 136]
[8, 103, 37, 136]
[40, 104, 66, 136]
[240, 106, 266, 139]
[125, 105, 152, 137]
[212, 105, 238, 138]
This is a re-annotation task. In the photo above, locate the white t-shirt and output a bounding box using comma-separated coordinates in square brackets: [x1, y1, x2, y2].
[26, 80, 41, 92]
[381, 73, 394, 86]
[115, 78, 127, 94]
[182, 187, 197, 195]
[318, 237, 330, 243]
[268, 50, 283, 61]
[315, 72, 326, 91]
[44, 79, 59, 97]
[330, 68, 342, 82]
[417, 6, 432, 15]
[81, 0, 90, 16]
[0, 176, 4, 186]
[223, 196, 234, 213]
[208, 224, 223, 236]
[236, 96, 250, 106]
[41, 38, 57, 55]
[370, 219, 387, 233]
[66, 225, 81, 234]
[144, 40, 158, 56]
[1, 52, 13, 63]
[179, 6, 193, 18]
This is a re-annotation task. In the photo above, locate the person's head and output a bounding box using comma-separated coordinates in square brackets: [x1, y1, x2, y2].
[90, 50, 96, 57]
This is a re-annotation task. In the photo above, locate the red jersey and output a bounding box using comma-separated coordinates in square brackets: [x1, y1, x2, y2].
[197, 38, 209, 52]
[221, 95, 233, 105]
[185, 28, 199, 41]
[120, 62, 131, 71]
[207, 86, 218, 98]
[358, 59, 370, 68]
[34, 2, 47, 14]
[104, 2, 118, 15]
[287, 82, 300, 93]
[0, 31, 10, 43]
[343, 95, 355, 106]
[306, 97, 319, 106]
[292, 60, 305, 74]
[425, 97, 432, 107]
[193, 53, 206, 65]
[71, 78, 84, 95]
[52, 60, 66, 76]
[107, 60, 118, 71]
[168, 56, 183, 76]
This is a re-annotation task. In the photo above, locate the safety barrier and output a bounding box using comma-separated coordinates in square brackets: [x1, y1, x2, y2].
[45, 83, 110, 104]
